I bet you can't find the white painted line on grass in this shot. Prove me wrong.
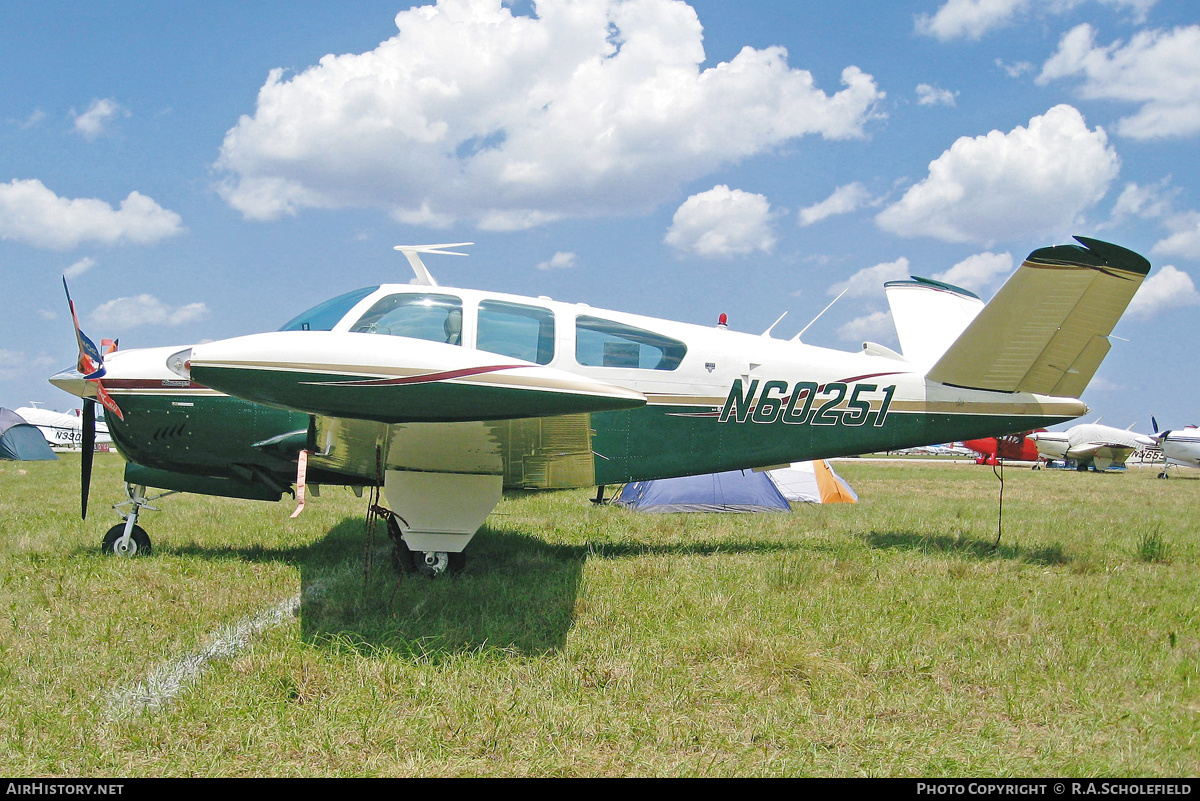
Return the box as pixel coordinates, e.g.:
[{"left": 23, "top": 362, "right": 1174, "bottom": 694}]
[
  {"left": 105, "top": 569, "right": 347, "bottom": 718},
  {"left": 107, "top": 593, "right": 301, "bottom": 717}
]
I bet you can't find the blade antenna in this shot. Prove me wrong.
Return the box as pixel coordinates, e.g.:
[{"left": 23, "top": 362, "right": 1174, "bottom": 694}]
[
  {"left": 393, "top": 242, "right": 473, "bottom": 286},
  {"left": 761, "top": 311, "right": 788, "bottom": 338},
  {"left": 793, "top": 288, "right": 847, "bottom": 342}
]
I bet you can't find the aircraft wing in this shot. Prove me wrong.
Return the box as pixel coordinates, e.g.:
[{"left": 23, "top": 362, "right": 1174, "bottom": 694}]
[
  {"left": 187, "top": 331, "right": 646, "bottom": 424},
  {"left": 926, "top": 237, "right": 1150, "bottom": 396},
  {"left": 307, "top": 412, "right": 602, "bottom": 489},
  {"left": 187, "top": 330, "right": 647, "bottom": 490},
  {"left": 1068, "top": 442, "right": 1136, "bottom": 470}
]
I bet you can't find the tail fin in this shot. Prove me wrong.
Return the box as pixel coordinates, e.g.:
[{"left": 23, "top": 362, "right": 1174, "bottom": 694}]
[
  {"left": 925, "top": 237, "right": 1150, "bottom": 397},
  {"left": 884, "top": 277, "right": 984, "bottom": 370}
]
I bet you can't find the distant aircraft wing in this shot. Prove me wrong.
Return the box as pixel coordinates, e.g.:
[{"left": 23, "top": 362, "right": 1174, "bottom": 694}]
[
  {"left": 926, "top": 237, "right": 1150, "bottom": 396},
  {"left": 1070, "top": 442, "right": 1135, "bottom": 467}
]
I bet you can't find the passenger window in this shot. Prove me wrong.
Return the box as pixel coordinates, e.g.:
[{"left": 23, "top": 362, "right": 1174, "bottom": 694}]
[
  {"left": 575, "top": 316, "right": 687, "bottom": 370},
  {"left": 477, "top": 300, "right": 555, "bottom": 365},
  {"left": 350, "top": 293, "right": 464, "bottom": 344}
]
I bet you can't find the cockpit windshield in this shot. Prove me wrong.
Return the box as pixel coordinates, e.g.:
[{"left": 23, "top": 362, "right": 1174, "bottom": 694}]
[
  {"left": 350, "top": 293, "right": 464, "bottom": 345},
  {"left": 279, "top": 286, "right": 379, "bottom": 331}
]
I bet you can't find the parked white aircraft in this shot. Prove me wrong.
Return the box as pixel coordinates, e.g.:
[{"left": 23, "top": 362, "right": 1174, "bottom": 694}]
[
  {"left": 14, "top": 405, "right": 111, "bottom": 451},
  {"left": 1150, "top": 417, "right": 1200, "bottom": 478},
  {"left": 50, "top": 236, "right": 1151, "bottom": 567},
  {"left": 1028, "top": 423, "right": 1155, "bottom": 471}
]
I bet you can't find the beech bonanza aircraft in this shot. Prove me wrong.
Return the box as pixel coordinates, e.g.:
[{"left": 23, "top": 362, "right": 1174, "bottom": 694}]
[
  {"left": 51, "top": 237, "right": 1149, "bottom": 575},
  {"left": 1027, "top": 421, "right": 1156, "bottom": 471}
]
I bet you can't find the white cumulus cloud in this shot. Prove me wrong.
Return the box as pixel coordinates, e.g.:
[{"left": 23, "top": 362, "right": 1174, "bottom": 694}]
[
  {"left": 215, "top": 0, "right": 884, "bottom": 229},
  {"left": 89, "top": 295, "right": 209, "bottom": 331},
  {"left": 798, "top": 182, "right": 875, "bottom": 227},
  {"left": 72, "top": 98, "right": 128, "bottom": 139},
  {"left": 1126, "top": 264, "right": 1200, "bottom": 317},
  {"left": 664, "top": 185, "right": 776, "bottom": 257},
  {"left": 0, "top": 179, "right": 184, "bottom": 250},
  {"left": 828, "top": 257, "right": 911, "bottom": 299},
  {"left": 932, "top": 251, "right": 1013, "bottom": 294},
  {"left": 1038, "top": 23, "right": 1200, "bottom": 140},
  {"left": 917, "top": 0, "right": 1157, "bottom": 41},
  {"left": 875, "top": 105, "right": 1119, "bottom": 245},
  {"left": 536, "top": 251, "right": 578, "bottom": 271},
  {"left": 916, "top": 83, "right": 957, "bottom": 106},
  {"left": 1110, "top": 179, "right": 1176, "bottom": 221},
  {"left": 1152, "top": 211, "right": 1200, "bottom": 260},
  {"left": 64, "top": 257, "right": 96, "bottom": 278},
  {"left": 837, "top": 310, "right": 894, "bottom": 343}
]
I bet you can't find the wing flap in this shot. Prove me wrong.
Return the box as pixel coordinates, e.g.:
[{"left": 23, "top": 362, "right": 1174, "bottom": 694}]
[
  {"left": 926, "top": 237, "right": 1149, "bottom": 396},
  {"left": 309, "top": 412, "right": 600, "bottom": 489}
]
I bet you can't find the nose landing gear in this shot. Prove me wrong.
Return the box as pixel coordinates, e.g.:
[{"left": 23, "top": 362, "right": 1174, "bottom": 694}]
[{"left": 100, "top": 484, "right": 176, "bottom": 557}]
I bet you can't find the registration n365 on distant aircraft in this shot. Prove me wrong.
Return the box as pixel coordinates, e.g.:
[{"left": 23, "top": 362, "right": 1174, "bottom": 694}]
[{"left": 52, "top": 237, "right": 1149, "bottom": 575}]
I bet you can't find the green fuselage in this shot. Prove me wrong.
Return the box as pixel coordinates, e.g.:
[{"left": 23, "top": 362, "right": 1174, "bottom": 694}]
[{"left": 104, "top": 388, "right": 1070, "bottom": 499}]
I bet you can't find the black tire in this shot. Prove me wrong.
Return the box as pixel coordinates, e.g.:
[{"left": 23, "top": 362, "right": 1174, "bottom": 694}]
[
  {"left": 411, "top": 550, "right": 466, "bottom": 578},
  {"left": 101, "top": 523, "right": 151, "bottom": 556}
]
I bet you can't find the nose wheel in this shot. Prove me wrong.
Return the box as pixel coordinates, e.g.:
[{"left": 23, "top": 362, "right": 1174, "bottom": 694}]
[
  {"left": 99, "top": 483, "right": 175, "bottom": 557},
  {"left": 102, "top": 523, "right": 151, "bottom": 556}
]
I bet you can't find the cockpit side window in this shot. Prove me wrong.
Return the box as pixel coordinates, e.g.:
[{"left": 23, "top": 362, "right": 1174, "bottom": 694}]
[
  {"left": 575, "top": 316, "right": 687, "bottom": 370},
  {"left": 350, "top": 293, "right": 464, "bottom": 345},
  {"left": 278, "top": 286, "right": 379, "bottom": 331},
  {"left": 477, "top": 300, "right": 555, "bottom": 365}
]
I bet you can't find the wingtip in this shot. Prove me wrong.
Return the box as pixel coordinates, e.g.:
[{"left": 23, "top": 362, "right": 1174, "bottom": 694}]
[{"left": 1073, "top": 236, "right": 1152, "bottom": 277}]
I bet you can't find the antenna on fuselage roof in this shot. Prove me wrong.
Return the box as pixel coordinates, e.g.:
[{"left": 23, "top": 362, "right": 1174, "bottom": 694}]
[
  {"left": 393, "top": 242, "right": 473, "bottom": 287},
  {"left": 792, "top": 287, "right": 848, "bottom": 343}
]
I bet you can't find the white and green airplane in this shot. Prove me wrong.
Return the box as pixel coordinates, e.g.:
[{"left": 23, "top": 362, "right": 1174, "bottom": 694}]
[{"left": 51, "top": 237, "right": 1149, "bottom": 575}]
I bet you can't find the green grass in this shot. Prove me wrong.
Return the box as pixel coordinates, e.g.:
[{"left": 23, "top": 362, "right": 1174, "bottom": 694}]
[{"left": 0, "top": 454, "right": 1196, "bottom": 776}]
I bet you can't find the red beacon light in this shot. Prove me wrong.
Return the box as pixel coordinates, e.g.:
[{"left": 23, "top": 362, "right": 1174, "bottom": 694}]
[{"left": 717, "top": 313, "right": 728, "bottom": 329}]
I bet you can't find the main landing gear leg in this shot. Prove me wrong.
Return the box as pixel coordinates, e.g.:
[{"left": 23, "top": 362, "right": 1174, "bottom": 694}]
[
  {"left": 101, "top": 484, "right": 175, "bottom": 556},
  {"left": 373, "top": 505, "right": 465, "bottom": 578}
]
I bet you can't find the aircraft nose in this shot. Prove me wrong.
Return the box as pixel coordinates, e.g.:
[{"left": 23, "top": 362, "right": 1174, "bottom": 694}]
[{"left": 48, "top": 368, "right": 92, "bottom": 400}]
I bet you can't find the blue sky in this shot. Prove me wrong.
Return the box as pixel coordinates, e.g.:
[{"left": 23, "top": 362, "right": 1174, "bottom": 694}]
[{"left": 3, "top": 0, "right": 1199, "bottom": 435}]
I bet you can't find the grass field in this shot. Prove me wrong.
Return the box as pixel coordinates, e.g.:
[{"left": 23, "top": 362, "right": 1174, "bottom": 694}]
[{"left": 0, "top": 453, "right": 1196, "bottom": 777}]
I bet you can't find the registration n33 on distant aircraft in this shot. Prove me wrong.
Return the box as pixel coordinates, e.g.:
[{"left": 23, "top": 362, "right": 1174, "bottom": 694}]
[{"left": 51, "top": 238, "right": 1150, "bottom": 575}]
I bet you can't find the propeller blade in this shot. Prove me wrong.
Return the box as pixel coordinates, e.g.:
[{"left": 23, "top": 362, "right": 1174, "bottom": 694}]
[
  {"left": 63, "top": 277, "right": 105, "bottom": 379},
  {"left": 1152, "top": 415, "right": 1159, "bottom": 434},
  {"left": 81, "top": 398, "right": 95, "bottom": 520}
]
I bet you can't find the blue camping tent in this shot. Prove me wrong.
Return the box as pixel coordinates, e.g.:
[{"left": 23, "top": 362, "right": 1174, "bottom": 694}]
[
  {"left": 0, "top": 408, "right": 57, "bottom": 461},
  {"left": 614, "top": 469, "right": 790, "bottom": 513}
]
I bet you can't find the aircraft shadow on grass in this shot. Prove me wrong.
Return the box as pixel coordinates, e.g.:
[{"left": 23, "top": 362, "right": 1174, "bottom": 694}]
[
  {"left": 864, "top": 531, "right": 1071, "bottom": 565},
  {"left": 141, "top": 514, "right": 821, "bottom": 659}
]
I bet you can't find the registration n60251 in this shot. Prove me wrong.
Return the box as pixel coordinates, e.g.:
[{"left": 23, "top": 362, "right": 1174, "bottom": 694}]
[{"left": 718, "top": 379, "right": 896, "bottom": 427}]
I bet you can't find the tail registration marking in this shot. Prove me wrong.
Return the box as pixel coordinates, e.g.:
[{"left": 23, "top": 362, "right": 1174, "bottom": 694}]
[{"left": 718, "top": 379, "right": 897, "bottom": 427}]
